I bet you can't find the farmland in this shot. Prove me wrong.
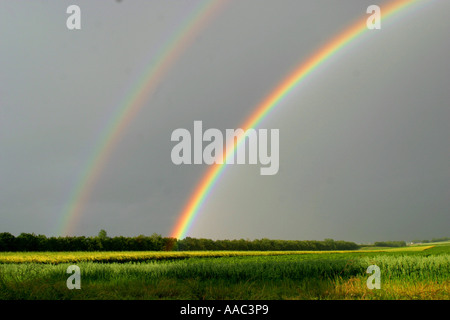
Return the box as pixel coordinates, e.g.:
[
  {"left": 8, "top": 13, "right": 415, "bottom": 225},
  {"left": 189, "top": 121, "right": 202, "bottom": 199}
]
[{"left": 0, "top": 244, "right": 448, "bottom": 300}]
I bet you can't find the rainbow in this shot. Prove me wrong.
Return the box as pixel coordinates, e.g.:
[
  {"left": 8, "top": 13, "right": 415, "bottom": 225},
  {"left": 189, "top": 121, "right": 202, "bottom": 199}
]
[
  {"left": 57, "top": 0, "right": 226, "bottom": 236},
  {"left": 170, "top": 0, "right": 425, "bottom": 239}
]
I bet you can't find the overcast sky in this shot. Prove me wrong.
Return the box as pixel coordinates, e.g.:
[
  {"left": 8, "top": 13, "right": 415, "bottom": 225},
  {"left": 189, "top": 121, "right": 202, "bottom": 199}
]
[{"left": 1, "top": 0, "right": 449, "bottom": 243}]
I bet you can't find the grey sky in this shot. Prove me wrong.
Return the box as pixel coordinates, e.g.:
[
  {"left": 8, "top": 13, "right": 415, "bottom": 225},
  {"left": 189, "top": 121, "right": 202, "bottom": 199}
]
[{"left": 1, "top": 0, "right": 449, "bottom": 243}]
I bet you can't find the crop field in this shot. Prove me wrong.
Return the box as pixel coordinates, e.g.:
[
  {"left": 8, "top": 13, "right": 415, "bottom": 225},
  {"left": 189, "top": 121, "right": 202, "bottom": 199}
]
[
  {"left": 0, "top": 246, "right": 430, "bottom": 264},
  {"left": 0, "top": 244, "right": 448, "bottom": 300}
]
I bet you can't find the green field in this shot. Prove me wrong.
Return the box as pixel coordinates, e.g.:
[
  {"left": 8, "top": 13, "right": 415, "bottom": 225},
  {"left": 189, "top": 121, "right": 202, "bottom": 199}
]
[{"left": 0, "top": 244, "right": 449, "bottom": 300}]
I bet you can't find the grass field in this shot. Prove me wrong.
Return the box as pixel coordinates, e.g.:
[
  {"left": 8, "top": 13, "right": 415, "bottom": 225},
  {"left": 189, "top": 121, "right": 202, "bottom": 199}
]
[
  {"left": 0, "top": 245, "right": 431, "bottom": 264},
  {"left": 0, "top": 244, "right": 448, "bottom": 300}
]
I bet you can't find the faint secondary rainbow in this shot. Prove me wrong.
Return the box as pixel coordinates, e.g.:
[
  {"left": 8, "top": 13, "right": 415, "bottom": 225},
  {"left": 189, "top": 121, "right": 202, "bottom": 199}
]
[
  {"left": 57, "top": 0, "right": 226, "bottom": 236},
  {"left": 170, "top": 0, "right": 424, "bottom": 239}
]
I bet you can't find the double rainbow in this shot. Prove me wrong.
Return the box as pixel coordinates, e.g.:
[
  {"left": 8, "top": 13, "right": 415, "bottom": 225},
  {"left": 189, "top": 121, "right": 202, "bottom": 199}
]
[{"left": 57, "top": 0, "right": 427, "bottom": 238}]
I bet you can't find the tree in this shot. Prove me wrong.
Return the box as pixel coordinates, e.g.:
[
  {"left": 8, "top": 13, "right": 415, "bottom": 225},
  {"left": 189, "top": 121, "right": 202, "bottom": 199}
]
[
  {"left": 0, "top": 232, "right": 16, "bottom": 251},
  {"left": 98, "top": 229, "right": 108, "bottom": 240}
]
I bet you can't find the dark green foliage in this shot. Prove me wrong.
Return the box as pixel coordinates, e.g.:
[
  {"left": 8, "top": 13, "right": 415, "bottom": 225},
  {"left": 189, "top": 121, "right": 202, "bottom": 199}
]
[
  {"left": 0, "top": 232, "right": 361, "bottom": 252},
  {"left": 97, "top": 229, "right": 108, "bottom": 240},
  {"left": 431, "top": 237, "right": 450, "bottom": 242},
  {"left": 0, "top": 232, "right": 176, "bottom": 252},
  {"left": 411, "top": 237, "right": 450, "bottom": 244},
  {"left": 373, "top": 241, "right": 406, "bottom": 247},
  {"left": 175, "top": 237, "right": 359, "bottom": 251},
  {"left": 0, "top": 233, "right": 16, "bottom": 251}
]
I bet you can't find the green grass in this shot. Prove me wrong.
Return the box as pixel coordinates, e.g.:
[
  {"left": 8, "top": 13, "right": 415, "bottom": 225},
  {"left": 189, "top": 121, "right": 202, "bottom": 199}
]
[
  {"left": 0, "top": 245, "right": 448, "bottom": 300},
  {"left": 0, "top": 245, "right": 431, "bottom": 263}
]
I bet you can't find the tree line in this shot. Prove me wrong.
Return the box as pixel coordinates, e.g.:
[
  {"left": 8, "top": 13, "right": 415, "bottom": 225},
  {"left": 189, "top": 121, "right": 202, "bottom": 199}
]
[
  {"left": 373, "top": 241, "right": 407, "bottom": 247},
  {"left": 0, "top": 231, "right": 360, "bottom": 252},
  {"left": 177, "top": 237, "right": 360, "bottom": 251},
  {"left": 0, "top": 232, "right": 175, "bottom": 252},
  {"left": 410, "top": 237, "right": 450, "bottom": 244}
]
